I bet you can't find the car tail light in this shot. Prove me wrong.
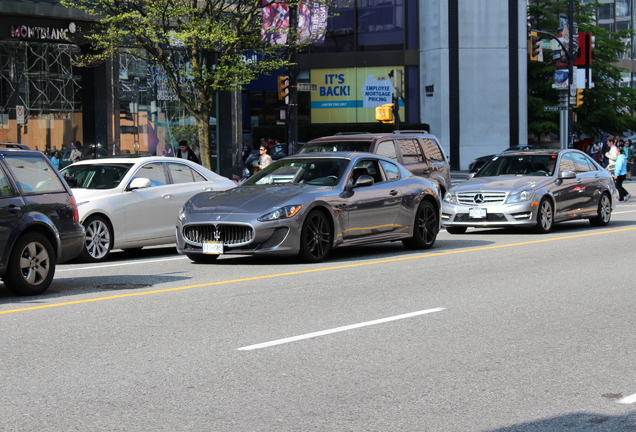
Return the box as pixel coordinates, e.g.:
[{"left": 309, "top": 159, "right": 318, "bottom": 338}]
[{"left": 70, "top": 195, "right": 80, "bottom": 222}]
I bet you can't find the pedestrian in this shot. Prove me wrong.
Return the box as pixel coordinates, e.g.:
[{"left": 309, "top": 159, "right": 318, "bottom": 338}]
[
  {"left": 614, "top": 146, "right": 630, "bottom": 202},
  {"left": 605, "top": 136, "right": 618, "bottom": 173},
  {"left": 50, "top": 150, "right": 61, "bottom": 170},
  {"left": 70, "top": 144, "right": 82, "bottom": 163},
  {"left": 602, "top": 136, "right": 613, "bottom": 167},
  {"left": 624, "top": 139, "right": 633, "bottom": 180},
  {"left": 587, "top": 140, "right": 602, "bottom": 165},
  {"left": 255, "top": 145, "right": 272, "bottom": 171},
  {"left": 176, "top": 140, "right": 201, "bottom": 164},
  {"left": 241, "top": 141, "right": 251, "bottom": 162}
]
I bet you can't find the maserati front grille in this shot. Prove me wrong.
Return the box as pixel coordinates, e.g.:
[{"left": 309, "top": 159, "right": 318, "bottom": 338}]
[{"left": 183, "top": 224, "right": 254, "bottom": 246}]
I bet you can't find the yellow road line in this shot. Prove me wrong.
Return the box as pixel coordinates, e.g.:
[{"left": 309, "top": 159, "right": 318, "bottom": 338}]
[{"left": 2, "top": 226, "right": 635, "bottom": 315}]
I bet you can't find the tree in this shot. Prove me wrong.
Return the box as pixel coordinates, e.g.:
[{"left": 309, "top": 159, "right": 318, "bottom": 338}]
[
  {"left": 528, "top": 0, "right": 636, "bottom": 142},
  {"left": 61, "top": 0, "right": 319, "bottom": 170}
]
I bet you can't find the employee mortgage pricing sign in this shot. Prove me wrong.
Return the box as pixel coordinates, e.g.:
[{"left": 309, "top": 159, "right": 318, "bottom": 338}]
[{"left": 310, "top": 66, "right": 405, "bottom": 123}]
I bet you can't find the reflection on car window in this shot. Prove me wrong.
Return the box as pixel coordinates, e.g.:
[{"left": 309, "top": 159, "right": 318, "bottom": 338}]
[
  {"left": 244, "top": 158, "right": 347, "bottom": 186},
  {"left": 558, "top": 153, "right": 576, "bottom": 173},
  {"left": 476, "top": 155, "right": 556, "bottom": 177},
  {"left": 376, "top": 141, "right": 398, "bottom": 160},
  {"left": 299, "top": 141, "right": 371, "bottom": 153},
  {"left": 380, "top": 160, "right": 401, "bottom": 181},
  {"left": 61, "top": 164, "right": 132, "bottom": 189},
  {"left": 168, "top": 162, "right": 206, "bottom": 184},
  {"left": 5, "top": 155, "right": 66, "bottom": 194},
  {"left": 0, "top": 166, "right": 13, "bottom": 197},
  {"left": 570, "top": 152, "right": 594, "bottom": 173},
  {"left": 398, "top": 139, "right": 423, "bottom": 165},
  {"left": 134, "top": 162, "right": 168, "bottom": 187},
  {"left": 422, "top": 138, "right": 445, "bottom": 162}
]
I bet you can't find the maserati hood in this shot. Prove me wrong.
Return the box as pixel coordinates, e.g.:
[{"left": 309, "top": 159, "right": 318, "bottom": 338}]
[{"left": 187, "top": 184, "right": 325, "bottom": 216}]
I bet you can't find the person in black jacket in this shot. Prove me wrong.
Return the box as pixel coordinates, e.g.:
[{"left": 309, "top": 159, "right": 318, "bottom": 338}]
[{"left": 176, "top": 140, "right": 201, "bottom": 164}]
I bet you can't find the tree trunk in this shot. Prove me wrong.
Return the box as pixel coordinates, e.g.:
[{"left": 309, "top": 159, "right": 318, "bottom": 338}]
[{"left": 196, "top": 116, "right": 213, "bottom": 171}]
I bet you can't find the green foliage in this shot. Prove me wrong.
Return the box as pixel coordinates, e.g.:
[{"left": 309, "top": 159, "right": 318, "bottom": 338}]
[
  {"left": 528, "top": 0, "right": 636, "bottom": 140},
  {"left": 61, "top": 0, "right": 329, "bottom": 169}
]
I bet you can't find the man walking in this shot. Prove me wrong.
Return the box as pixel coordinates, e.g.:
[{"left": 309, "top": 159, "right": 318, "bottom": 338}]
[{"left": 176, "top": 140, "right": 201, "bottom": 164}]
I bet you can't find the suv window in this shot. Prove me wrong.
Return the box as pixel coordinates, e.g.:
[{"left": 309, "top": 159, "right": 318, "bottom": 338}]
[
  {"left": 422, "top": 138, "right": 445, "bottom": 162},
  {"left": 398, "top": 139, "right": 424, "bottom": 165},
  {"left": 4, "top": 155, "right": 66, "bottom": 195},
  {"left": 302, "top": 141, "right": 372, "bottom": 153},
  {"left": 376, "top": 140, "right": 398, "bottom": 160}
]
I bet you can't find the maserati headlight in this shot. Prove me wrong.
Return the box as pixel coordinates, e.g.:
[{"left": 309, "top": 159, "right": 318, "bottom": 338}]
[
  {"left": 258, "top": 205, "right": 302, "bottom": 221},
  {"left": 507, "top": 190, "right": 535, "bottom": 204},
  {"left": 178, "top": 205, "right": 187, "bottom": 221},
  {"left": 443, "top": 192, "right": 457, "bottom": 204}
]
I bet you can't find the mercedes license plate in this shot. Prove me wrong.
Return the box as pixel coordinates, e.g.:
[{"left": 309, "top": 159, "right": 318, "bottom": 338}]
[
  {"left": 469, "top": 208, "right": 487, "bottom": 219},
  {"left": 203, "top": 241, "right": 223, "bottom": 254}
]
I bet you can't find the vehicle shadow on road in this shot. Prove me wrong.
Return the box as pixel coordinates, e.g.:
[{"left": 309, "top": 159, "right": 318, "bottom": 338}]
[
  {"left": 485, "top": 410, "right": 636, "bottom": 432},
  {"left": 0, "top": 271, "right": 195, "bottom": 302}
]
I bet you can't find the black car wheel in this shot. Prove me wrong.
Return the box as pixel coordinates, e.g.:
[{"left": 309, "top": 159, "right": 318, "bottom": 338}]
[
  {"left": 589, "top": 193, "right": 612, "bottom": 226},
  {"left": 3, "top": 232, "right": 56, "bottom": 296},
  {"left": 446, "top": 226, "right": 467, "bottom": 234},
  {"left": 186, "top": 253, "right": 219, "bottom": 263},
  {"left": 403, "top": 200, "right": 439, "bottom": 249},
  {"left": 534, "top": 198, "right": 554, "bottom": 233},
  {"left": 298, "top": 210, "right": 332, "bottom": 263},
  {"left": 79, "top": 215, "right": 113, "bottom": 262}
]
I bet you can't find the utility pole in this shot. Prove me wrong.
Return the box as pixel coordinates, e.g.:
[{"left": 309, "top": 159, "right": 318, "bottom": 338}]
[
  {"left": 286, "top": 4, "right": 299, "bottom": 155},
  {"left": 567, "top": 0, "right": 575, "bottom": 148}
]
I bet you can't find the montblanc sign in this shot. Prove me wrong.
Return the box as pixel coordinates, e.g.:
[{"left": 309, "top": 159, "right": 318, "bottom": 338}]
[{"left": 11, "top": 22, "right": 76, "bottom": 41}]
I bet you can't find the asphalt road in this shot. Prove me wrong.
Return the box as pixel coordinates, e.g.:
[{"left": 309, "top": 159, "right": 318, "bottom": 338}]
[{"left": 1, "top": 183, "right": 636, "bottom": 431}]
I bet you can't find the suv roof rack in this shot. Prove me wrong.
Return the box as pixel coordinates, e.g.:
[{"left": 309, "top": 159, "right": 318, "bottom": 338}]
[
  {"left": 393, "top": 130, "right": 429, "bottom": 135},
  {"left": 334, "top": 132, "right": 373, "bottom": 135},
  {"left": 0, "top": 143, "right": 30, "bottom": 150}
]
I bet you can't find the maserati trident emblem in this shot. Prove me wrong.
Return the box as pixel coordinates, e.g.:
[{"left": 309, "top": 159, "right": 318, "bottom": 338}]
[
  {"left": 473, "top": 193, "right": 485, "bottom": 204},
  {"left": 215, "top": 215, "right": 221, "bottom": 220},
  {"left": 214, "top": 227, "right": 221, "bottom": 241}
]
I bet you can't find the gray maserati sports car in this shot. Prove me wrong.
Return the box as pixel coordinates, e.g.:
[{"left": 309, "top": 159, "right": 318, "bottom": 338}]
[
  {"left": 176, "top": 152, "right": 441, "bottom": 263},
  {"left": 442, "top": 148, "right": 618, "bottom": 234}
]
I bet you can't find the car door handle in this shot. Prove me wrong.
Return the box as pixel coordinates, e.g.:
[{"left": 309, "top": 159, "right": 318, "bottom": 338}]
[
  {"left": 162, "top": 194, "right": 172, "bottom": 199},
  {"left": 389, "top": 190, "right": 398, "bottom": 196},
  {"left": 7, "top": 205, "right": 20, "bottom": 213}
]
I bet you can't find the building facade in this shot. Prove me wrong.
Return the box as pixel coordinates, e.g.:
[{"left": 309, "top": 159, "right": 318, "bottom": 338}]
[{"left": 6, "top": 0, "right": 633, "bottom": 170}]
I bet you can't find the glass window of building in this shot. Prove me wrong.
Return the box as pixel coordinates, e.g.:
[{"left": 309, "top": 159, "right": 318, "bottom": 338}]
[
  {"left": 357, "top": 0, "right": 405, "bottom": 50},
  {"left": 0, "top": 41, "right": 82, "bottom": 151},
  {"left": 598, "top": 3, "right": 615, "bottom": 20}
]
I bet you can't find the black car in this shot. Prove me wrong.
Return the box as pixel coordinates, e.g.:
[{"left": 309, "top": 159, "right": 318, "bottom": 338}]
[
  {"left": 298, "top": 131, "right": 452, "bottom": 195},
  {"left": 0, "top": 144, "right": 85, "bottom": 295},
  {"left": 468, "top": 145, "right": 543, "bottom": 173}
]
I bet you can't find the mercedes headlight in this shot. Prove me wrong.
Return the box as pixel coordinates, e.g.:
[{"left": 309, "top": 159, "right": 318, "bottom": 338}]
[
  {"left": 507, "top": 190, "right": 535, "bottom": 204},
  {"left": 443, "top": 192, "right": 457, "bottom": 204},
  {"left": 258, "top": 205, "right": 302, "bottom": 222}
]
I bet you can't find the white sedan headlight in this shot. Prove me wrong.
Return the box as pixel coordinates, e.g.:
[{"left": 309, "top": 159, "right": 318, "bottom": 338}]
[
  {"left": 507, "top": 190, "right": 535, "bottom": 204},
  {"left": 258, "top": 205, "right": 302, "bottom": 222},
  {"left": 443, "top": 192, "right": 457, "bottom": 204}
]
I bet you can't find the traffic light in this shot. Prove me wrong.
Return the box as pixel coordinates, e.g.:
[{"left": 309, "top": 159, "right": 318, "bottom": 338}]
[
  {"left": 574, "top": 88, "right": 585, "bottom": 108},
  {"left": 529, "top": 31, "right": 542, "bottom": 62},
  {"left": 375, "top": 103, "right": 394, "bottom": 123},
  {"left": 277, "top": 76, "right": 289, "bottom": 102}
]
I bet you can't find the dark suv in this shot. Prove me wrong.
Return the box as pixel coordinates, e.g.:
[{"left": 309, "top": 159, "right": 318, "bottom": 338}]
[
  {"left": 298, "top": 131, "right": 452, "bottom": 194},
  {"left": 0, "top": 144, "right": 85, "bottom": 295}
]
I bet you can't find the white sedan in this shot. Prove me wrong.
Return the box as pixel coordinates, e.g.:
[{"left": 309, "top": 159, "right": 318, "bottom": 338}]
[{"left": 61, "top": 156, "right": 236, "bottom": 262}]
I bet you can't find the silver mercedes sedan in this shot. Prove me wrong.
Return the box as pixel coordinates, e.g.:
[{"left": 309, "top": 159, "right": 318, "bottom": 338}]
[
  {"left": 442, "top": 149, "right": 618, "bottom": 234},
  {"left": 176, "top": 152, "right": 441, "bottom": 263}
]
